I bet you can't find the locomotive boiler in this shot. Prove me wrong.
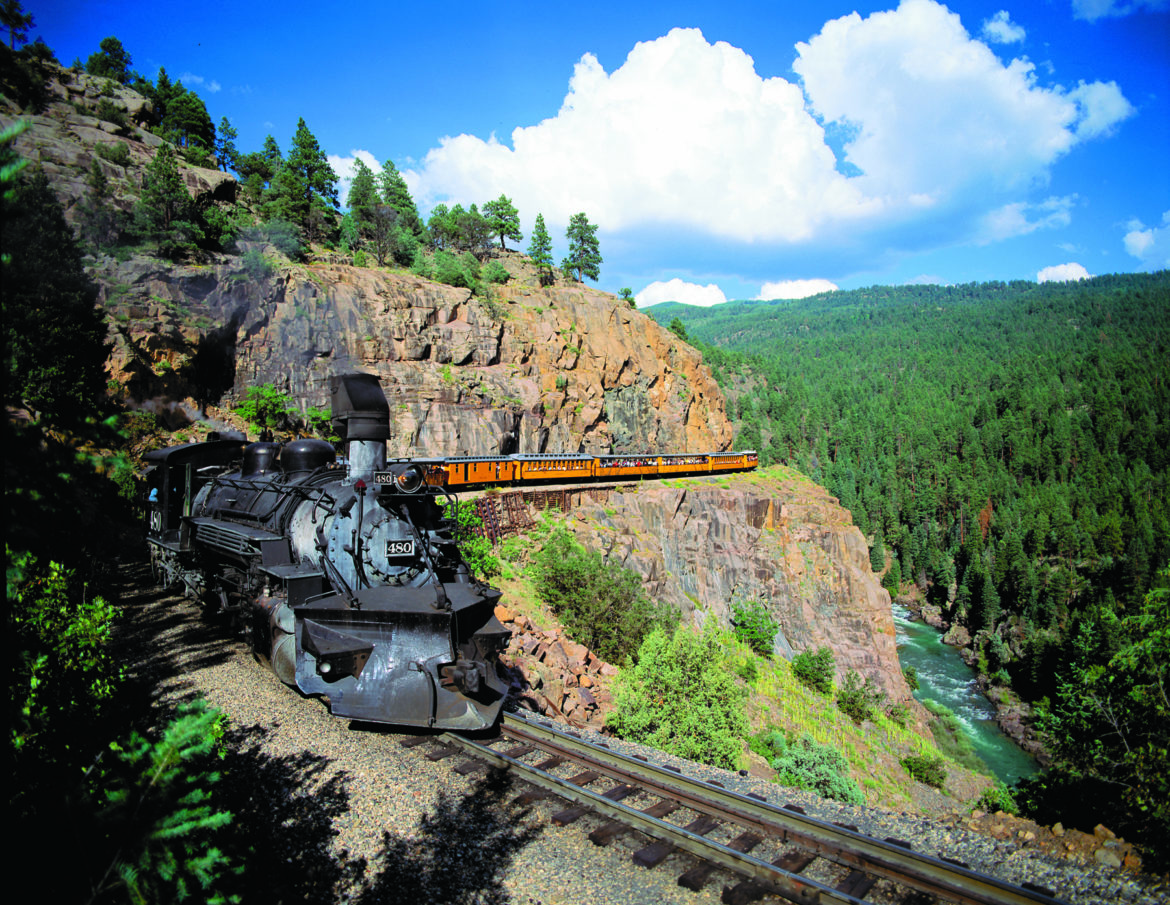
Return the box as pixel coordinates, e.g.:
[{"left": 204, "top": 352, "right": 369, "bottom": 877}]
[{"left": 144, "top": 373, "right": 510, "bottom": 731}]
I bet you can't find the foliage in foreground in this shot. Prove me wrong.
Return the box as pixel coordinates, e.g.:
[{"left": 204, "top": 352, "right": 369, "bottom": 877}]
[
  {"left": 440, "top": 500, "right": 501, "bottom": 581},
  {"left": 607, "top": 626, "right": 748, "bottom": 770},
  {"left": 836, "top": 668, "right": 886, "bottom": 723},
  {"left": 531, "top": 526, "right": 676, "bottom": 665},
  {"left": 1015, "top": 576, "right": 1170, "bottom": 867},
  {"left": 751, "top": 729, "right": 865, "bottom": 805}
]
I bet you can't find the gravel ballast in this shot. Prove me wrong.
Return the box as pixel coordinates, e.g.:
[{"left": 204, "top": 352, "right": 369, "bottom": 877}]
[{"left": 115, "top": 560, "right": 1167, "bottom": 905}]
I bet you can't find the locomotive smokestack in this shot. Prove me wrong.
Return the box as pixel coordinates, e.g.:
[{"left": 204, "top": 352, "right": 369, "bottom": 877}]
[{"left": 329, "top": 373, "right": 390, "bottom": 481}]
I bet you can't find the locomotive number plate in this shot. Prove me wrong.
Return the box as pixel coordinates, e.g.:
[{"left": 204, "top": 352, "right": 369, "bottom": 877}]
[{"left": 386, "top": 539, "right": 415, "bottom": 558}]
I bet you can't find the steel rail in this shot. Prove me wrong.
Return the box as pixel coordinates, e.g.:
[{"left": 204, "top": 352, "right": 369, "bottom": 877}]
[
  {"left": 439, "top": 725, "right": 845, "bottom": 905},
  {"left": 450, "top": 712, "right": 1069, "bottom": 905}
]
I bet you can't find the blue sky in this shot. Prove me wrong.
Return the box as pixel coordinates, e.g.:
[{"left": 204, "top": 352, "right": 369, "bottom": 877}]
[{"left": 25, "top": 0, "right": 1170, "bottom": 305}]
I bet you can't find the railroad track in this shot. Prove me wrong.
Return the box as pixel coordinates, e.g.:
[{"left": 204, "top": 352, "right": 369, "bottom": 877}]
[{"left": 402, "top": 711, "right": 1070, "bottom": 905}]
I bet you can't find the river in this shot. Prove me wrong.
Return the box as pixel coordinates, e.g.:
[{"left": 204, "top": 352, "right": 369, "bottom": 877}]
[{"left": 893, "top": 603, "right": 1037, "bottom": 785}]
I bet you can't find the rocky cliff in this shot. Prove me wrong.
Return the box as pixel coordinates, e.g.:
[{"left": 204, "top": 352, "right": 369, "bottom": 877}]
[
  {"left": 95, "top": 249, "right": 733, "bottom": 455},
  {"left": 560, "top": 468, "right": 915, "bottom": 706}
]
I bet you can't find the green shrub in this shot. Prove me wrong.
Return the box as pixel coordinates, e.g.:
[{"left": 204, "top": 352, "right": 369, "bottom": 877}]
[
  {"left": 836, "top": 669, "right": 885, "bottom": 724},
  {"left": 901, "top": 753, "right": 947, "bottom": 788},
  {"left": 352, "top": 249, "right": 368, "bottom": 268},
  {"left": 791, "top": 645, "right": 835, "bottom": 694},
  {"left": 439, "top": 500, "right": 500, "bottom": 581},
  {"left": 95, "top": 141, "right": 131, "bottom": 167},
  {"left": 976, "top": 782, "right": 1019, "bottom": 815},
  {"left": 94, "top": 98, "right": 128, "bottom": 130},
  {"left": 532, "top": 526, "right": 676, "bottom": 665},
  {"left": 482, "top": 260, "right": 510, "bottom": 284},
  {"left": 770, "top": 734, "right": 866, "bottom": 805},
  {"left": 885, "top": 701, "right": 911, "bottom": 727},
  {"left": 902, "top": 664, "right": 919, "bottom": 691},
  {"left": 241, "top": 248, "right": 274, "bottom": 281},
  {"left": 731, "top": 597, "right": 778, "bottom": 656},
  {"left": 607, "top": 626, "right": 747, "bottom": 770},
  {"left": 234, "top": 383, "right": 294, "bottom": 431}
]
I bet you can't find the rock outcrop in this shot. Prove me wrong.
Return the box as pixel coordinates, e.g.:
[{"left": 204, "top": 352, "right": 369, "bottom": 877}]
[
  {"left": 557, "top": 469, "right": 916, "bottom": 706},
  {"left": 94, "top": 250, "right": 733, "bottom": 455}
]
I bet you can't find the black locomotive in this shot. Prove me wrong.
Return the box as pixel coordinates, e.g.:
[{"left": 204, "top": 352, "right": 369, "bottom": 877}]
[{"left": 144, "top": 373, "right": 509, "bottom": 731}]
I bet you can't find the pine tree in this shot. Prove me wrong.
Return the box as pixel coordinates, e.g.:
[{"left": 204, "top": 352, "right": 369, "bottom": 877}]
[
  {"left": 483, "top": 194, "right": 522, "bottom": 251},
  {"left": 135, "top": 144, "right": 199, "bottom": 258},
  {"left": 267, "top": 118, "right": 337, "bottom": 240},
  {"left": 528, "top": 213, "right": 553, "bottom": 286},
  {"left": 562, "top": 211, "right": 601, "bottom": 282},
  {"left": 1, "top": 0, "right": 34, "bottom": 50},
  {"left": 85, "top": 36, "right": 132, "bottom": 84},
  {"left": 346, "top": 158, "right": 377, "bottom": 233},
  {"left": 76, "top": 157, "right": 119, "bottom": 249},
  {"left": 377, "top": 159, "right": 423, "bottom": 238},
  {"left": 215, "top": 116, "right": 238, "bottom": 172}
]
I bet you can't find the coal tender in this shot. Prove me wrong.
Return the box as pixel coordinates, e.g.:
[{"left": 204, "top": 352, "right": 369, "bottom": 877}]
[{"left": 144, "top": 373, "right": 509, "bottom": 730}]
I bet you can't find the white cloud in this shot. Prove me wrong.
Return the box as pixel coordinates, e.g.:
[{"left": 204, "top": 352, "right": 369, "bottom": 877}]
[
  {"left": 757, "top": 279, "right": 839, "bottom": 299},
  {"left": 178, "top": 72, "right": 221, "bottom": 93},
  {"left": 406, "top": 2, "right": 1132, "bottom": 256},
  {"left": 982, "top": 11, "right": 1026, "bottom": 43},
  {"left": 1037, "top": 262, "right": 1091, "bottom": 282},
  {"left": 978, "top": 195, "right": 1075, "bottom": 242},
  {"left": 1072, "top": 0, "right": 1168, "bottom": 22},
  {"left": 1123, "top": 210, "right": 1170, "bottom": 270},
  {"left": 636, "top": 279, "right": 727, "bottom": 308}
]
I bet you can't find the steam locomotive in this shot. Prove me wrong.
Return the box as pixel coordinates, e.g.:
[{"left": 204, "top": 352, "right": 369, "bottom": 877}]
[
  {"left": 144, "top": 373, "right": 510, "bottom": 731},
  {"left": 144, "top": 372, "right": 758, "bottom": 731}
]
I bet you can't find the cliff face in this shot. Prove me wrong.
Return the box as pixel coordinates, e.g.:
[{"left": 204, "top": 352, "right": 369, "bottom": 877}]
[
  {"left": 561, "top": 469, "right": 914, "bottom": 705},
  {"left": 97, "top": 250, "right": 734, "bottom": 456}
]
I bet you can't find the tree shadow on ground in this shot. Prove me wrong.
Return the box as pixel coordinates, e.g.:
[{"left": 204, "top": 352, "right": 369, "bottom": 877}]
[
  {"left": 218, "top": 725, "right": 542, "bottom": 905},
  {"left": 354, "top": 766, "right": 543, "bottom": 905}
]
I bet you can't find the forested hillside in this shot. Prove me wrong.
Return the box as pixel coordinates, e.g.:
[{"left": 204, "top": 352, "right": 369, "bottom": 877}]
[{"left": 652, "top": 273, "right": 1169, "bottom": 854}]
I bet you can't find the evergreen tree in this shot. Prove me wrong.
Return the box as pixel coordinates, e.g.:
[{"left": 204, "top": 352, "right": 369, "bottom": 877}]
[
  {"left": 377, "top": 159, "right": 423, "bottom": 238},
  {"left": 134, "top": 144, "right": 199, "bottom": 258},
  {"left": 76, "top": 157, "right": 119, "bottom": 249},
  {"left": 215, "top": 116, "right": 238, "bottom": 172},
  {"left": 85, "top": 36, "right": 132, "bottom": 84},
  {"left": 1, "top": 0, "right": 33, "bottom": 50},
  {"left": 562, "top": 211, "right": 601, "bottom": 282},
  {"left": 527, "top": 213, "right": 553, "bottom": 285},
  {"left": 1, "top": 171, "right": 108, "bottom": 421},
  {"left": 266, "top": 118, "right": 337, "bottom": 240},
  {"left": 346, "top": 158, "right": 377, "bottom": 232},
  {"left": 483, "top": 194, "right": 522, "bottom": 251},
  {"left": 163, "top": 88, "right": 214, "bottom": 151}
]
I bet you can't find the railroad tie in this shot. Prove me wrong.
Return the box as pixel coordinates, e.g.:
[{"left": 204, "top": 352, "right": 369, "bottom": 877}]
[
  {"left": 632, "top": 815, "right": 720, "bottom": 868},
  {"left": 835, "top": 869, "right": 877, "bottom": 899},
  {"left": 721, "top": 852, "right": 814, "bottom": 905},
  {"left": 454, "top": 760, "right": 488, "bottom": 776},
  {"left": 552, "top": 782, "right": 635, "bottom": 826},
  {"left": 677, "top": 831, "right": 762, "bottom": 890},
  {"left": 589, "top": 798, "right": 680, "bottom": 847},
  {"left": 425, "top": 744, "right": 461, "bottom": 762},
  {"left": 398, "top": 735, "right": 432, "bottom": 748}
]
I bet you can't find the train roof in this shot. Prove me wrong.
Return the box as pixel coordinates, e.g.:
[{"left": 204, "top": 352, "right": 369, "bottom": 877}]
[{"left": 143, "top": 439, "right": 247, "bottom": 465}]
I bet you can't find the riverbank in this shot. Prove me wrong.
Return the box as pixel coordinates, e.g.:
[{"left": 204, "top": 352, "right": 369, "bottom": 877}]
[{"left": 899, "top": 593, "right": 1048, "bottom": 763}]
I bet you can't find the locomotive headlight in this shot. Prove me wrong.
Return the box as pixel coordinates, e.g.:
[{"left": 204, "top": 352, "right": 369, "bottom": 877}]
[
  {"left": 390, "top": 464, "right": 425, "bottom": 493},
  {"left": 372, "top": 463, "right": 426, "bottom": 493}
]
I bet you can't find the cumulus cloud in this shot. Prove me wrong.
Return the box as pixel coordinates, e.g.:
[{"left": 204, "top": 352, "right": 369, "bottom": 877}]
[
  {"left": 406, "top": 1, "right": 1132, "bottom": 258},
  {"left": 1037, "top": 262, "right": 1091, "bottom": 282},
  {"left": 1072, "top": 0, "right": 1168, "bottom": 21},
  {"left": 636, "top": 279, "right": 728, "bottom": 308},
  {"left": 757, "top": 279, "right": 839, "bottom": 299},
  {"left": 1123, "top": 210, "right": 1170, "bottom": 270},
  {"left": 982, "top": 11, "right": 1026, "bottom": 43}
]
